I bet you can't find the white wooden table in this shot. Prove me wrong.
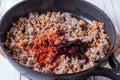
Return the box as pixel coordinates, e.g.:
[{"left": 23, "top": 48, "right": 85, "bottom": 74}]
[{"left": 0, "top": 0, "right": 120, "bottom": 80}]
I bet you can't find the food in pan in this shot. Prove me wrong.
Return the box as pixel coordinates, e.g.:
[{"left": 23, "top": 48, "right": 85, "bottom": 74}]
[{"left": 4, "top": 12, "right": 110, "bottom": 74}]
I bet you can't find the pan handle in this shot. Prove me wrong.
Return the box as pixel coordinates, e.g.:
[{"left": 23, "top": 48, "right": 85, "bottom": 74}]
[
  {"left": 91, "top": 67, "right": 120, "bottom": 80},
  {"left": 90, "top": 52, "right": 120, "bottom": 80},
  {"left": 83, "top": 52, "right": 120, "bottom": 80},
  {"left": 108, "top": 52, "right": 120, "bottom": 73}
]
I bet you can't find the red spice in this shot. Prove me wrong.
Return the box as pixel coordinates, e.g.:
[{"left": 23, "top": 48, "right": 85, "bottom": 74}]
[{"left": 30, "top": 33, "right": 62, "bottom": 66}]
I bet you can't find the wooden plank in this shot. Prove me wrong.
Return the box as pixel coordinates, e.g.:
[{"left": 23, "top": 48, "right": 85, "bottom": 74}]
[
  {"left": 20, "top": 75, "right": 30, "bottom": 80},
  {"left": 0, "top": 55, "right": 20, "bottom": 80},
  {"left": 0, "top": 0, "right": 23, "bottom": 19},
  {"left": 0, "top": 0, "right": 2, "bottom": 6},
  {"left": 111, "top": 0, "right": 120, "bottom": 31}
]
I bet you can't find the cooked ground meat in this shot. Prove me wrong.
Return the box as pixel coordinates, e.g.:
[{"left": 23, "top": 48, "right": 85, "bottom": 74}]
[{"left": 3, "top": 12, "right": 110, "bottom": 74}]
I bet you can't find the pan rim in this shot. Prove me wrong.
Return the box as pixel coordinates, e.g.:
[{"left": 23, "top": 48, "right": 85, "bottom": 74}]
[{"left": 0, "top": 0, "right": 116, "bottom": 77}]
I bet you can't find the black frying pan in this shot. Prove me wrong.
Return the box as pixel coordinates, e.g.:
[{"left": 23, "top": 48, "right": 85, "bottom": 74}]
[{"left": 0, "top": 0, "right": 120, "bottom": 80}]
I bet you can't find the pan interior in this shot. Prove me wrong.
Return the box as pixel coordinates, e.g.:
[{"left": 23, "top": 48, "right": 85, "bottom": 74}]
[{"left": 0, "top": 0, "right": 116, "bottom": 77}]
